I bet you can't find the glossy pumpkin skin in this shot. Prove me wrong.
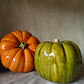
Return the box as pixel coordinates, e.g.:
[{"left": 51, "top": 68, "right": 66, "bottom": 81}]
[
  {"left": 35, "top": 39, "right": 82, "bottom": 83},
  {"left": 0, "top": 30, "right": 40, "bottom": 72}
]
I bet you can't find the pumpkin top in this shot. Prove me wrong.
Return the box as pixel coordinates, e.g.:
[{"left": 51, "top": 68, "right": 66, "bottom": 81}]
[{"left": 53, "top": 39, "right": 60, "bottom": 43}]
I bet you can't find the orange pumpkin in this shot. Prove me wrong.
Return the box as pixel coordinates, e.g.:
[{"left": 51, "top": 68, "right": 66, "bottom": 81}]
[{"left": 0, "top": 30, "right": 40, "bottom": 72}]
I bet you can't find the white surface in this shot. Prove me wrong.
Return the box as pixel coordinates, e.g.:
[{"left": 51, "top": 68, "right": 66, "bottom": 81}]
[{"left": 0, "top": 65, "right": 84, "bottom": 84}]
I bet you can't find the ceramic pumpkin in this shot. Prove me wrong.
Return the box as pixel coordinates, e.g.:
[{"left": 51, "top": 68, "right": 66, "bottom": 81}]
[
  {"left": 35, "top": 39, "right": 82, "bottom": 83},
  {"left": 0, "top": 30, "right": 40, "bottom": 72}
]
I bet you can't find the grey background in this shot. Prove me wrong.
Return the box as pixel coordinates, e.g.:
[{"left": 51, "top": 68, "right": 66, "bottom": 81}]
[{"left": 0, "top": 0, "right": 84, "bottom": 64}]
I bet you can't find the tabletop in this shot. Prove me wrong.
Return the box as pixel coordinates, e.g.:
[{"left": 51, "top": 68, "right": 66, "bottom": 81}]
[{"left": 0, "top": 64, "right": 84, "bottom": 84}]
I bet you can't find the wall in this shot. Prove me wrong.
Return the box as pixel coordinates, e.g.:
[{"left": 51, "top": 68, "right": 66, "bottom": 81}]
[{"left": 0, "top": 0, "right": 84, "bottom": 64}]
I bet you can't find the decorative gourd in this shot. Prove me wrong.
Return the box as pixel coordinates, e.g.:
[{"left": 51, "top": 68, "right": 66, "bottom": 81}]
[
  {"left": 35, "top": 39, "right": 82, "bottom": 83},
  {"left": 0, "top": 30, "right": 40, "bottom": 72}
]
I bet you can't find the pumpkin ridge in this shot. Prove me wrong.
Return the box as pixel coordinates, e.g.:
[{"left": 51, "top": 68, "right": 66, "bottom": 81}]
[
  {"left": 11, "top": 33, "right": 21, "bottom": 42},
  {"left": 1, "top": 40, "right": 20, "bottom": 49},
  {"left": 15, "top": 49, "right": 24, "bottom": 72},
  {"left": 52, "top": 43, "right": 60, "bottom": 82},
  {"left": 1, "top": 48, "right": 20, "bottom": 68},
  {"left": 38, "top": 43, "right": 47, "bottom": 77},
  {"left": 1, "top": 40, "right": 19, "bottom": 44},
  {"left": 8, "top": 48, "right": 21, "bottom": 71},
  {"left": 35, "top": 42, "right": 47, "bottom": 76},
  {"left": 38, "top": 43, "right": 47, "bottom": 76},
  {"left": 22, "top": 30, "right": 32, "bottom": 42},
  {"left": 62, "top": 41, "right": 82, "bottom": 64},
  {"left": 52, "top": 43, "right": 66, "bottom": 83},
  {"left": 26, "top": 36, "right": 40, "bottom": 44},
  {"left": 10, "top": 33, "right": 20, "bottom": 43},
  {"left": 62, "top": 43, "right": 78, "bottom": 82},
  {"left": 62, "top": 42, "right": 82, "bottom": 82},
  {"left": 22, "top": 49, "right": 25, "bottom": 72},
  {"left": 28, "top": 43, "right": 40, "bottom": 52},
  {"left": 51, "top": 43, "right": 58, "bottom": 82},
  {"left": 23, "top": 49, "right": 34, "bottom": 72},
  {"left": 11, "top": 30, "right": 23, "bottom": 42},
  {"left": 26, "top": 49, "right": 34, "bottom": 69},
  {"left": 28, "top": 49, "right": 34, "bottom": 58},
  {"left": 0, "top": 41, "right": 19, "bottom": 55},
  {"left": 1, "top": 33, "right": 20, "bottom": 43},
  {"left": 39, "top": 42, "right": 52, "bottom": 80}
]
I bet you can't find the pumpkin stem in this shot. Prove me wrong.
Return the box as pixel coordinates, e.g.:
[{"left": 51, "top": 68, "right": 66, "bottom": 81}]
[
  {"left": 53, "top": 39, "right": 60, "bottom": 43},
  {"left": 19, "top": 41, "right": 27, "bottom": 49}
]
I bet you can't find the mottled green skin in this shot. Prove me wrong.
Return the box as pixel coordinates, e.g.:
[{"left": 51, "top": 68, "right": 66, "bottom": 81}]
[{"left": 35, "top": 40, "right": 82, "bottom": 83}]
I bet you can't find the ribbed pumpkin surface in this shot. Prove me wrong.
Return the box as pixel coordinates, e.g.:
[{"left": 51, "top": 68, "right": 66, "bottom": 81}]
[
  {"left": 35, "top": 40, "right": 82, "bottom": 83},
  {"left": 0, "top": 30, "right": 40, "bottom": 72}
]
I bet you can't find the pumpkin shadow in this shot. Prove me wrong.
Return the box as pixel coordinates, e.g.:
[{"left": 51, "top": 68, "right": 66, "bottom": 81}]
[
  {"left": 77, "top": 66, "right": 84, "bottom": 79},
  {"left": 73, "top": 65, "right": 84, "bottom": 83},
  {"left": 0, "top": 62, "right": 9, "bottom": 73}
]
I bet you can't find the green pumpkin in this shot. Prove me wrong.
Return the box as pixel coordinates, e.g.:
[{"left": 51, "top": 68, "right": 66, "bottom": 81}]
[{"left": 35, "top": 39, "right": 82, "bottom": 83}]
